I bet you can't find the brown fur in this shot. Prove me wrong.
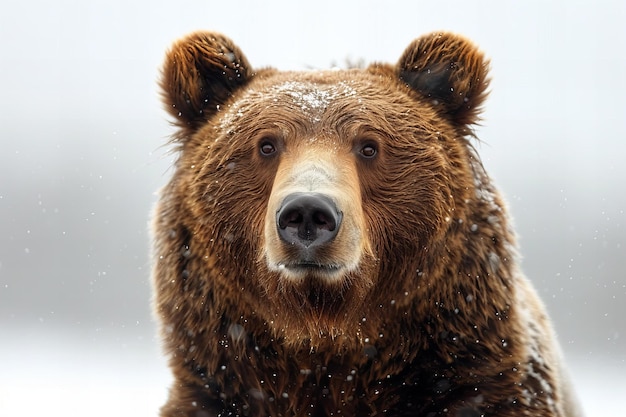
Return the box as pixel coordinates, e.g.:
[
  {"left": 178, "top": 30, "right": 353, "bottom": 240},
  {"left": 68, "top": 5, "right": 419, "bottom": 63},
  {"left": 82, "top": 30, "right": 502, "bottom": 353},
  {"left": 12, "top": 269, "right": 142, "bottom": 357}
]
[{"left": 153, "top": 31, "right": 582, "bottom": 416}]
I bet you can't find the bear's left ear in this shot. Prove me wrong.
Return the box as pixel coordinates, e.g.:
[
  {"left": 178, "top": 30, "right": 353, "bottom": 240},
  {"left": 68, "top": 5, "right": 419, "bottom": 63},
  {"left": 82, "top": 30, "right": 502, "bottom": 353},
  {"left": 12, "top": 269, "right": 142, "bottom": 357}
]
[
  {"left": 160, "top": 31, "right": 253, "bottom": 135},
  {"left": 397, "top": 32, "right": 490, "bottom": 127}
]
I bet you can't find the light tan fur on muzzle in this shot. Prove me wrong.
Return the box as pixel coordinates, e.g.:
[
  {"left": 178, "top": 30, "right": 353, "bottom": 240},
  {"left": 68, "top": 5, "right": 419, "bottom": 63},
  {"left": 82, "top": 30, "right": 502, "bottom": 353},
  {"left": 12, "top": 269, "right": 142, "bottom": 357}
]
[{"left": 263, "top": 143, "right": 371, "bottom": 282}]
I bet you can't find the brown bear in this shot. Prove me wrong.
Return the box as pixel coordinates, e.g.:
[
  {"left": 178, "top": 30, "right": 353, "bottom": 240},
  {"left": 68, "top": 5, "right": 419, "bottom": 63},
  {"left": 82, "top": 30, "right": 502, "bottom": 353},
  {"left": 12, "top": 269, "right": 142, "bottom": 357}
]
[{"left": 152, "top": 31, "right": 583, "bottom": 417}]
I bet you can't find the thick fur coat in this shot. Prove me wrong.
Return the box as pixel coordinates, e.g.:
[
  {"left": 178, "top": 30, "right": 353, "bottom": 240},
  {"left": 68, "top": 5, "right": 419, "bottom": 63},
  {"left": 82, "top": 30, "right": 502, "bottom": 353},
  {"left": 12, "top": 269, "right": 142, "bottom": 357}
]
[{"left": 152, "top": 31, "right": 582, "bottom": 416}]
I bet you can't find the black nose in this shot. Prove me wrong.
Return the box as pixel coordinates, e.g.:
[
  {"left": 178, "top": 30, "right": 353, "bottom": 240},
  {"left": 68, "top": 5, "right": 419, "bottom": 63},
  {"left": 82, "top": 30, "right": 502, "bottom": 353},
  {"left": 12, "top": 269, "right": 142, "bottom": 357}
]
[{"left": 276, "top": 192, "right": 342, "bottom": 248}]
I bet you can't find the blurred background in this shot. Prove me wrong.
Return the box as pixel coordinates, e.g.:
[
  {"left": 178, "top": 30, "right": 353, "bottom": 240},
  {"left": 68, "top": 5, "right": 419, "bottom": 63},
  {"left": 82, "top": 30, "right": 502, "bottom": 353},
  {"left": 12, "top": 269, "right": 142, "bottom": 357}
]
[{"left": 1, "top": 1, "right": 624, "bottom": 416}]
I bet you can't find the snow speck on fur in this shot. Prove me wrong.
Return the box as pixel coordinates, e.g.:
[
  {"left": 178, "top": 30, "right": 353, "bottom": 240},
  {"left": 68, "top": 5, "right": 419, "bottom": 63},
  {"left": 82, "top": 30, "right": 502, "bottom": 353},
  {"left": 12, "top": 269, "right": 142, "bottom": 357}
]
[{"left": 218, "top": 80, "right": 359, "bottom": 131}]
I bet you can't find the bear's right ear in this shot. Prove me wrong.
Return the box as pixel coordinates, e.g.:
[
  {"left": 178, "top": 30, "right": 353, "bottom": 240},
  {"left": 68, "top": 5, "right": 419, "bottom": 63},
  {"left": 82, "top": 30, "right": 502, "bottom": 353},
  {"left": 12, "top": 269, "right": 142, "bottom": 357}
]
[
  {"left": 160, "top": 32, "right": 253, "bottom": 134},
  {"left": 397, "top": 32, "right": 490, "bottom": 127}
]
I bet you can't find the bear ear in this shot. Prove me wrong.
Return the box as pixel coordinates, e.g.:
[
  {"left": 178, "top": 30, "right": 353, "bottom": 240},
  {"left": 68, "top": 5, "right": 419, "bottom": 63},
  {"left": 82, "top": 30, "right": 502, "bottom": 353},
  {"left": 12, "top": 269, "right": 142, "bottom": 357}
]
[
  {"left": 397, "top": 32, "right": 490, "bottom": 127},
  {"left": 160, "top": 31, "right": 253, "bottom": 133}
]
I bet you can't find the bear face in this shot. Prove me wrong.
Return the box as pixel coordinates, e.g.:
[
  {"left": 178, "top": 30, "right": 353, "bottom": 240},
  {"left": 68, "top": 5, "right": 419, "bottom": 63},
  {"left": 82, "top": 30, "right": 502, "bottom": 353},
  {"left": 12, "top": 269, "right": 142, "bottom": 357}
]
[
  {"left": 158, "top": 32, "right": 492, "bottom": 344},
  {"left": 153, "top": 32, "right": 581, "bottom": 417}
]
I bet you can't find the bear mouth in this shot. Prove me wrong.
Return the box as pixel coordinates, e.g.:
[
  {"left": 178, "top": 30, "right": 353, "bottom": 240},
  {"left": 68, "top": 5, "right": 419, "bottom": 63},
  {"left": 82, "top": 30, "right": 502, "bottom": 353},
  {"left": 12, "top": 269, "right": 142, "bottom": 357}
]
[{"left": 278, "top": 262, "right": 344, "bottom": 280}]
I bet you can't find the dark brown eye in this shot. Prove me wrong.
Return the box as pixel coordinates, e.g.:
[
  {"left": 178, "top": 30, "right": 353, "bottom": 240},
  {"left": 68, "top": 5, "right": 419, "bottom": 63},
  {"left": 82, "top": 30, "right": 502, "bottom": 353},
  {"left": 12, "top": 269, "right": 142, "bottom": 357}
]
[
  {"left": 359, "top": 143, "right": 378, "bottom": 158},
  {"left": 259, "top": 140, "right": 277, "bottom": 156}
]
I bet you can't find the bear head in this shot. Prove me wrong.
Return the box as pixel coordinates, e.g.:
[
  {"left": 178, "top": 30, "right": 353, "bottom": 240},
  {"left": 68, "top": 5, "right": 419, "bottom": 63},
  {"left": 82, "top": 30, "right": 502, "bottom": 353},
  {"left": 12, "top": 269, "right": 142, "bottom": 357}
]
[{"left": 156, "top": 31, "right": 498, "bottom": 348}]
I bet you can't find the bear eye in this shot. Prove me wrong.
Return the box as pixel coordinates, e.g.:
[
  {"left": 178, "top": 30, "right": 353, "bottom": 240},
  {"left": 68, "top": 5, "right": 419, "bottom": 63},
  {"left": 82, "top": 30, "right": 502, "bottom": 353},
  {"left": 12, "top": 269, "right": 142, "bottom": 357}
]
[
  {"left": 359, "top": 143, "right": 378, "bottom": 159},
  {"left": 259, "top": 140, "right": 277, "bottom": 156}
]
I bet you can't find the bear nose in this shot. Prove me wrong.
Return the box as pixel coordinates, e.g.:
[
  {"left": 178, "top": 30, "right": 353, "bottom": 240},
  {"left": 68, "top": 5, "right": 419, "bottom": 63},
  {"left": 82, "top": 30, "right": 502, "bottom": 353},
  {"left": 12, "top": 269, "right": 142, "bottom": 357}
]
[{"left": 276, "top": 192, "right": 342, "bottom": 248}]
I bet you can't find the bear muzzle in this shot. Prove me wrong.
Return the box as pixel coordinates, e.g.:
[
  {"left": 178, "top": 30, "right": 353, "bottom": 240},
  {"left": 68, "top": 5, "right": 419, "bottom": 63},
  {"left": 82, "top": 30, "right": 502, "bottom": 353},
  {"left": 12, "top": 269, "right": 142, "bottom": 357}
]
[{"left": 263, "top": 157, "right": 366, "bottom": 281}]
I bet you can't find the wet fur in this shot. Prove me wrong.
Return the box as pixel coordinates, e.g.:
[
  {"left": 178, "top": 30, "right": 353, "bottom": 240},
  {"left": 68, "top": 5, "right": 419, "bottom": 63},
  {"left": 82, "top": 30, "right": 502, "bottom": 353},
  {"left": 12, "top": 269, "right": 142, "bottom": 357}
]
[{"left": 153, "top": 31, "right": 582, "bottom": 416}]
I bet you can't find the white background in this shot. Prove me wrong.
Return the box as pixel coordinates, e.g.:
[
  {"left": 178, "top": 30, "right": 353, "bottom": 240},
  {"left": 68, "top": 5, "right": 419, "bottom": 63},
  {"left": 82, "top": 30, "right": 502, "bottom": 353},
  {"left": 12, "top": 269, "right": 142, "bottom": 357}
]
[{"left": 0, "top": 1, "right": 624, "bottom": 416}]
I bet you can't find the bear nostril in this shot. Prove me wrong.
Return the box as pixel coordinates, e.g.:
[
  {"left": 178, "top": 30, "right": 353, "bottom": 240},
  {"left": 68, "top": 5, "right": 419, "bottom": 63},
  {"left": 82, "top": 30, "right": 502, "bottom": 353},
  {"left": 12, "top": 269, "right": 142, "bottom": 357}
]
[
  {"left": 281, "top": 211, "right": 304, "bottom": 228},
  {"left": 313, "top": 211, "right": 332, "bottom": 229},
  {"left": 277, "top": 193, "right": 342, "bottom": 248}
]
